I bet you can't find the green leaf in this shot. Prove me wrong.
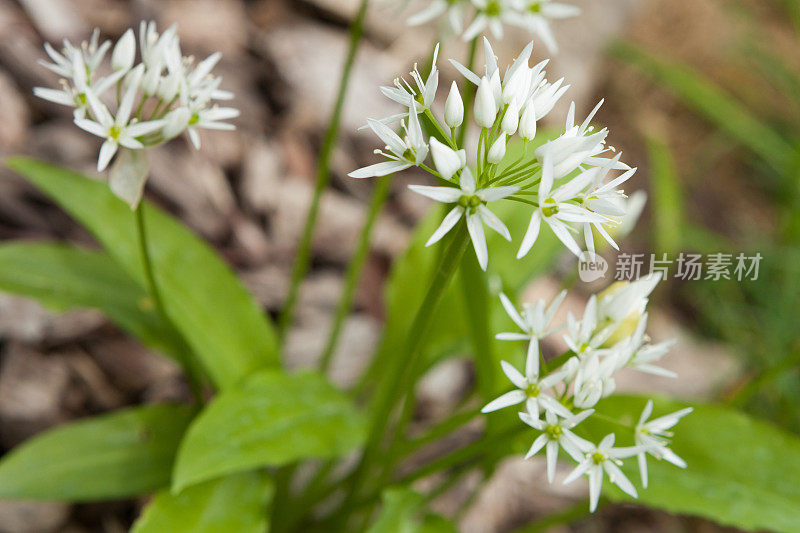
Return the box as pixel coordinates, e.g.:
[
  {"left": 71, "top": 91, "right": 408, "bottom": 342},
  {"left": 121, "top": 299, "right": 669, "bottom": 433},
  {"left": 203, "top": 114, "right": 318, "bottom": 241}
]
[
  {"left": 367, "top": 488, "right": 458, "bottom": 533},
  {"left": 610, "top": 41, "right": 796, "bottom": 176},
  {"left": 586, "top": 396, "right": 800, "bottom": 533},
  {"left": 172, "top": 370, "right": 367, "bottom": 491},
  {"left": 0, "top": 405, "right": 193, "bottom": 501},
  {"left": 6, "top": 157, "right": 279, "bottom": 390},
  {"left": 132, "top": 471, "right": 273, "bottom": 533},
  {"left": 0, "top": 242, "right": 188, "bottom": 362}
]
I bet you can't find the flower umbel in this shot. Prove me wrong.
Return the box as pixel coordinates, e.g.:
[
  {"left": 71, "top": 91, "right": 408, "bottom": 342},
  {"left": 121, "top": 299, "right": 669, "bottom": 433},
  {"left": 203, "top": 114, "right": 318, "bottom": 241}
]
[{"left": 34, "top": 21, "right": 238, "bottom": 208}]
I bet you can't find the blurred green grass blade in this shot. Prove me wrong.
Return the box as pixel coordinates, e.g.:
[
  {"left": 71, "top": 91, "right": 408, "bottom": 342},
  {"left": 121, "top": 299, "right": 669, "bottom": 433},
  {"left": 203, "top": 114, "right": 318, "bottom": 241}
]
[
  {"left": 132, "top": 471, "right": 273, "bottom": 533},
  {"left": 581, "top": 395, "right": 800, "bottom": 532},
  {"left": 367, "top": 488, "right": 458, "bottom": 533},
  {"left": 172, "top": 370, "right": 366, "bottom": 492},
  {"left": 0, "top": 405, "right": 193, "bottom": 501},
  {"left": 645, "top": 134, "right": 684, "bottom": 254},
  {"left": 778, "top": 0, "right": 800, "bottom": 35},
  {"left": 744, "top": 42, "right": 800, "bottom": 108},
  {"left": 6, "top": 157, "right": 279, "bottom": 390},
  {"left": 611, "top": 41, "right": 796, "bottom": 176},
  {"left": 0, "top": 241, "right": 190, "bottom": 363}
]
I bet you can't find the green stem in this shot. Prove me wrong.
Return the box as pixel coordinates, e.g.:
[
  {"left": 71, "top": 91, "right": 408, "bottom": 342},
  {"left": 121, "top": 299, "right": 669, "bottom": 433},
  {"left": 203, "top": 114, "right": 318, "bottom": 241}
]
[
  {"left": 320, "top": 176, "right": 392, "bottom": 371},
  {"left": 135, "top": 204, "right": 203, "bottom": 403},
  {"left": 277, "top": 0, "right": 371, "bottom": 342},
  {"left": 337, "top": 225, "right": 470, "bottom": 526}
]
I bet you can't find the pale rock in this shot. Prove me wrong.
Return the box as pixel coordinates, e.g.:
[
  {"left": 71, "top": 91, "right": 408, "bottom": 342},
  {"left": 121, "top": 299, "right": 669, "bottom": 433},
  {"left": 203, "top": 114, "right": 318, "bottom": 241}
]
[
  {"left": 0, "top": 345, "right": 70, "bottom": 447},
  {"left": 0, "top": 500, "right": 70, "bottom": 533},
  {"left": 257, "top": 21, "right": 402, "bottom": 133}
]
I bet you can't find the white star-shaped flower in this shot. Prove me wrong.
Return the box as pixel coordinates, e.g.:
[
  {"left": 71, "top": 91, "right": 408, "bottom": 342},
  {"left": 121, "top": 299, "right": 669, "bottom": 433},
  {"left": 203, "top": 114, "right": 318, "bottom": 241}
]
[
  {"left": 350, "top": 103, "right": 429, "bottom": 179},
  {"left": 635, "top": 400, "right": 693, "bottom": 488},
  {"left": 408, "top": 168, "right": 517, "bottom": 270},
  {"left": 563, "top": 433, "right": 642, "bottom": 512},
  {"left": 74, "top": 66, "right": 166, "bottom": 171},
  {"left": 519, "top": 409, "right": 594, "bottom": 482},
  {"left": 517, "top": 153, "right": 609, "bottom": 258},
  {"left": 615, "top": 313, "right": 677, "bottom": 378},
  {"left": 496, "top": 290, "right": 566, "bottom": 366},
  {"left": 481, "top": 337, "right": 571, "bottom": 418}
]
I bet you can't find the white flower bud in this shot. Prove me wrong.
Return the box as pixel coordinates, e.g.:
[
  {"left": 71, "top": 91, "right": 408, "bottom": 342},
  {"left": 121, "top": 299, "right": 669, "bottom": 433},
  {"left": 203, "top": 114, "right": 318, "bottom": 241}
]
[
  {"left": 489, "top": 69, "right": 502, "bottom": 107},
  {"left": 142, "top": 65, "right": 161, "bottom": 96},
  {"left": 475, "top": 77, "right": 498, "bottom": 128},
  {"left": 444, "top": 81, "right": 463, "bottom": 128},
  {"left": 519, "top": 100, "right": 537, "bottom": 140},
  {"left": 163, "top": 107, "right": 191, "bottom": 139},
  {"left": 112, "top": 29, "right": 136, "bottom": 72},
  {"left": 430, "top": 137, "right": 466, "bottom": 180},
  {"left": 157, "top": 70, "right": 181, "bottom": 101},
  {"left": 487, "top": 133, "right": 507, "bottom": 164},
  {"left": 501, "top": 100, "right": 519, "bottom": 135}
]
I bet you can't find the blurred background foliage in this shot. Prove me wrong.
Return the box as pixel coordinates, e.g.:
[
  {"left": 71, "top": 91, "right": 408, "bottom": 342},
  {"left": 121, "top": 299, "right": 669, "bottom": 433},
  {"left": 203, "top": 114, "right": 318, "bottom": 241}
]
[{"left": 608, "top": 0, "right": 800, "bottom": 432}]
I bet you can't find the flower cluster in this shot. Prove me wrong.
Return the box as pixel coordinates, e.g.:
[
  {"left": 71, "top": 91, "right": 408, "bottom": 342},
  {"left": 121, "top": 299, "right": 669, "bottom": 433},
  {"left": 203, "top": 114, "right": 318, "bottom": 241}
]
[
  {"left": 407, "top": 0, "right": 580, "bottom": 53},
  {"left": 350, "top": 38, "right": 631, "bottom": 271},
  {"left": 34, "top": 22, "right": 238, "bottom": 208},
  {"left": 483, "top": 273, "right": 692, "bottom": 511}
]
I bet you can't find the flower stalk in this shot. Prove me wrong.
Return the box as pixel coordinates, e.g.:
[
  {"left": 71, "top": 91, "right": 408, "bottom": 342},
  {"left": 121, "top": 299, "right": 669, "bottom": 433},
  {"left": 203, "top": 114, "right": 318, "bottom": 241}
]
[{"left": 134, "top": 203, "right": 204, "bottom": 403}]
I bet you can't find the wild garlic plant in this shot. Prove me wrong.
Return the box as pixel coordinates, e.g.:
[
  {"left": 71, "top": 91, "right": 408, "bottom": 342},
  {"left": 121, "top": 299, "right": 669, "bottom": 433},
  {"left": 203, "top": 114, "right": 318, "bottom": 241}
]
[
  {"left": 407, "top": 0, "right": 580, "bottom": 52},
  {"left": 32, "top": 22, "right": 239, "bottom": 401},
  {"left": 350, "top": 38, "right": 693, "bottom": 512}
]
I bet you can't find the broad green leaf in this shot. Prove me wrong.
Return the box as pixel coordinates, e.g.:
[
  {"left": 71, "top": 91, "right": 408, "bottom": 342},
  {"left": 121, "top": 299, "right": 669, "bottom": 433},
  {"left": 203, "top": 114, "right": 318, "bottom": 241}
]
[
  {"left": 132, "top": 471, "right": 273, "bottom": 533},
  {"left": 6, "top": 157, "right": 279, "bottom": 390},
  {"left": 610, "top": 41, "right": 796, "bottom": 176},
  {"left": 367, "top": 488, "right": 458, "bottom": 533},
  {"left": 0, "top": 242, "right": 188, "bottom": 362},
  {"left": 172, "top": 370, "right": 367, "bottom": 491},
  {"left": 0, "top": 405, "right": 193, "bottom": 501},
  {"left": 583, "top": 396, "right": 800, "bottom": 533}
]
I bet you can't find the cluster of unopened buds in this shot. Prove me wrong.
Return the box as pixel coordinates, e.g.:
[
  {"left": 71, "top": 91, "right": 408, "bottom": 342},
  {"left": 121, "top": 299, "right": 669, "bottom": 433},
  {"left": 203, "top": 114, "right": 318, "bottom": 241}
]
[
  {"left": 350, "top": 37, "right": 693, "bottom": 511},
  {"left": 351, "top": 38, "right": 634, "bottom": 271},
  {"left": 34, "top": 22, "right": 238, "bottom": 207},
  {"left": 407, "top": 0, "right": 580, "bottom": 53}
]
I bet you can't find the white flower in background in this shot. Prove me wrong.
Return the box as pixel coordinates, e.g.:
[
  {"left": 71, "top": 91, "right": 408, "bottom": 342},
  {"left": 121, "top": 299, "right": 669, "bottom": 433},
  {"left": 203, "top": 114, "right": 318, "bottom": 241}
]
[
  {"left": 408, "top": 168, "right": 517, "bottom": 270},
  {"left": 407, "top": 0, "right": 467, "bottom": 34},
  {"left": 563, "top": 434, "right": 641, "bottom": 512},
  {"left": 481, "top": 338, "right": 571, "bottom": 418},
  {"left": 464, "top": 0, "right": 520, "bottom": 40},
  {"left": 615, "top": 190, "right": 647, "bottom": 238},
  {"left": 34, "top": 21, "right": 238, "bottom": 208},
  {"left": 510, "top": 1, "right": 581, "bottom": 53},
  {"left": 635, "top": 400, "right": 692, "bottom": 488},
  {"left": 350, "top": 104, "right": 429, "bottom": 178},
  {"left": 496, "top": 290, "right": 566, "bottom": 365},
  {"left": 614, "top": 313, "right": 677, "bottom": 377},
  {"left": 75, "top": 67, "right": 165, "bottom": 171},
  {"left": 517, "top": 153, "right": 609, "bottom": 258},
  {"left": 520, "top": 409, "right": 594, "bottom": 482}
]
